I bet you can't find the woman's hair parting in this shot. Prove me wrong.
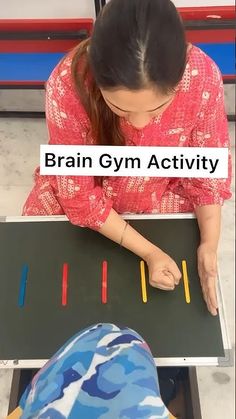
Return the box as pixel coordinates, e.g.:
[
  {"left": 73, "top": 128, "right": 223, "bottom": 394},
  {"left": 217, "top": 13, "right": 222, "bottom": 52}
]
[{"left": 71, "top": 0, "right": 187, "bottom": 147}]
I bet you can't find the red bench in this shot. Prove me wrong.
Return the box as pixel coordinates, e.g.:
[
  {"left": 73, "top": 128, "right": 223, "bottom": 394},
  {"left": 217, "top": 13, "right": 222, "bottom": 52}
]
[{"left": 0, "top": 5, "right": 234, "bottom": 118}]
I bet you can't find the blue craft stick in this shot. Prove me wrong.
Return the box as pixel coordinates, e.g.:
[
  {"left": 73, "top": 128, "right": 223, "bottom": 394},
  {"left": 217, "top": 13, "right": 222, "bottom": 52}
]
[{"left": 18, "top": 264, "right": 29, "bottom": 307}]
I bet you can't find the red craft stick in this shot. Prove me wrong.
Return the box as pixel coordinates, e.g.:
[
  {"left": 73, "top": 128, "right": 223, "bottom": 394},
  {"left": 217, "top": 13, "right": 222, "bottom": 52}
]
[
  {"left": 102, "top": 260, "right": 108, "bottom": 304},
  {"left": 62, "top": 263, "right": 69, "bottom": 306}
]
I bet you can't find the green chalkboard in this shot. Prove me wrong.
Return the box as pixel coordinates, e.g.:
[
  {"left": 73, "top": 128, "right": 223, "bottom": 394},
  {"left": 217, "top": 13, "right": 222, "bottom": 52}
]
[{"left": 0, "top": 219, "right": 224, "bottom": 361}]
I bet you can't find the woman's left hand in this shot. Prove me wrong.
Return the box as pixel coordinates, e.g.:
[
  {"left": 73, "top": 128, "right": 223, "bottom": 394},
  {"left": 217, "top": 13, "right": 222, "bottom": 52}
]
[{"left": 197, "top": 243, "right": 218, "bottom": 316}]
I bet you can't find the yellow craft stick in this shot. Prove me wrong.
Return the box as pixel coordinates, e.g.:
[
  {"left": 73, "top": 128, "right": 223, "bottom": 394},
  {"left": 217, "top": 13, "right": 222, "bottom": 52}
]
[
  {"left": 182, "top": 260, "right": 191, "bottom": 304},
  {"left": 140, "top": 260, "right": 148, "bottom": 303}
]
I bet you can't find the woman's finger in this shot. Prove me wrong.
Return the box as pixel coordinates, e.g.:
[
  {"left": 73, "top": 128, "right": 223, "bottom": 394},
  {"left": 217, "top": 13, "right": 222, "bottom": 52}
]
[
  {"left": 199, "top": 275, "right": 212, "bottom": 309},
  {"left": 206, "top": 295, "right": 218, "bottom": 316},
  {"left": 158, "top": 285, "right": 175, "bottom": 291},
  {"left": 157, "top": 271, "right": 175, "bottom": 286},
  {"left": 169, "top": 261, "right": 182, "bottom": 284},
  {"left": 207, "top": 276, "right": 218, "bottom": 311},
  {"left": 163, "top": 269, "right": 181, "bottom": 287},
  {"left": 150, "top": 280, "right": 175, "bottom": 291},
  {"left": 201, "top": 275, "right": 218, "bottom": 316},
  {"left": 150, "top": 271, "right": 175, "bottom": 289},
  {"left": 163, "top": 270, "right": 175, "bottom": 282}
]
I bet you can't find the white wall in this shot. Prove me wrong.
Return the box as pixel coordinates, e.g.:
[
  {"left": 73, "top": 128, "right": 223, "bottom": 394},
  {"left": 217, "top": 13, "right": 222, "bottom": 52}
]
[
  {"left": 0, "top": 0, "right": 234, "bottom": 19},
  {"left": 0, "top": 0, "right": 96, "bottom": 19}
]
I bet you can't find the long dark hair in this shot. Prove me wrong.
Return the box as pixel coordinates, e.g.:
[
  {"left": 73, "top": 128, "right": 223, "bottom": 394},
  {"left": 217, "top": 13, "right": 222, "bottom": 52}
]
[{"left": 71, "top": 0, "right": 187, "bottom": 146}]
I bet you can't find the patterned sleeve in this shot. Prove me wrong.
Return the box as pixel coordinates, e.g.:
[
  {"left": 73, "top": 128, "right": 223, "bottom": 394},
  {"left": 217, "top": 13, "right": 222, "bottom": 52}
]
[
  {"left": 45, "top": 57, "right": 113, "bottom": 230},
  {"left": 181, "top": 60, "right": 232, "bottom": 207}
]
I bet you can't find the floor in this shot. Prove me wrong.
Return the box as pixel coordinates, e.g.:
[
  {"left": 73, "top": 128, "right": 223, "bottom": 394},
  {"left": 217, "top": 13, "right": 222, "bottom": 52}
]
[{"left": 0, "top": 87, "right": 235, "bottom": 418}]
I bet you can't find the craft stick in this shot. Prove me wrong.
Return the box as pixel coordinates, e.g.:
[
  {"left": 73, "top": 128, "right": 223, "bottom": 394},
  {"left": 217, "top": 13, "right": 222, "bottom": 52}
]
[
  {"left": 182, "top": 260, "right": 191, "bottom": 304},
  {"left": 62, "top": 263, "right": 69, "bottom": 306},
  {"left": 18, "top": 264, "right": 28, "bottom": 307},
  {"left": 102, "top": 260, "right": 108, "bottom": 304},
  {"left": 140, "top": 260, "right": 148, "bottom": 303}
]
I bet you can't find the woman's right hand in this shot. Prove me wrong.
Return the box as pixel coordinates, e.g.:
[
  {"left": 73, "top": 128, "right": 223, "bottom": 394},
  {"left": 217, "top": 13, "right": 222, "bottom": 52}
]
[
  {"left": 98, "top": 209, "right": 181, "bottom": 290},
  {"left": 144, "top": 248, "right": 182, "bottom": 290}
]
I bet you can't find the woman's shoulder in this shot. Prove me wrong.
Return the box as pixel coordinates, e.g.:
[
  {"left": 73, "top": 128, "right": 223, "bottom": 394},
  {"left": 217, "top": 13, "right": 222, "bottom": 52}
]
[
  {"left": 187, "top": 44, "right": 222, "bottom": 88},
  {"left": 46, "top": 51, "right": 89, "bottom": 118},
  {"left": 175, "top": 44, "right": 223, "bottom": 108},
  {"left": 47, "top": 52, "right": 74, "bottom": 92}
]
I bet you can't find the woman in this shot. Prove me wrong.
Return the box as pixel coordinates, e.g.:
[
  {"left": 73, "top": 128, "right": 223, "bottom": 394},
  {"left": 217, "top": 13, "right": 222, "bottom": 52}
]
[
  {"left": 8, "top": 323, "right": 176, "bottom": 419},
  {"left": 23, "top": 0, "right": 231, "bottom": 316}
]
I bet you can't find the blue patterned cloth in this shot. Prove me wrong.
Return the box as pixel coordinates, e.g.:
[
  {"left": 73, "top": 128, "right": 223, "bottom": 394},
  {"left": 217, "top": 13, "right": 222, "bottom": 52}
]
[{"left": 19, "top": 323, "right": 171, "bottom": 418}]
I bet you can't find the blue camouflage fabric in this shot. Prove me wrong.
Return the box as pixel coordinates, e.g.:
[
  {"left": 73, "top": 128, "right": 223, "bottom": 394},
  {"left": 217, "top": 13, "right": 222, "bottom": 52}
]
[{"left": 19, "top": 323, "right": 172, "bottom": 418}]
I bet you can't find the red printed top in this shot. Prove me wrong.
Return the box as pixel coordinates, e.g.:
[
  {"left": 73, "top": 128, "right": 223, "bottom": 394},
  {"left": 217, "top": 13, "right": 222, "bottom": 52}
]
[{"left": 25, "top": 45, "right": 231, "bottom": 229}]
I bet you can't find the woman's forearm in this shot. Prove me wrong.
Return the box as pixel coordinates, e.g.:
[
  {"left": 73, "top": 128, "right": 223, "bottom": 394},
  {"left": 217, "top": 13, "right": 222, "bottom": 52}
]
[
  {"left": 195, "top": 204, "right": 221, "bottom": 251},
  {"left": 98, "top": 208, "right": 158, "bottom": 260}
]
